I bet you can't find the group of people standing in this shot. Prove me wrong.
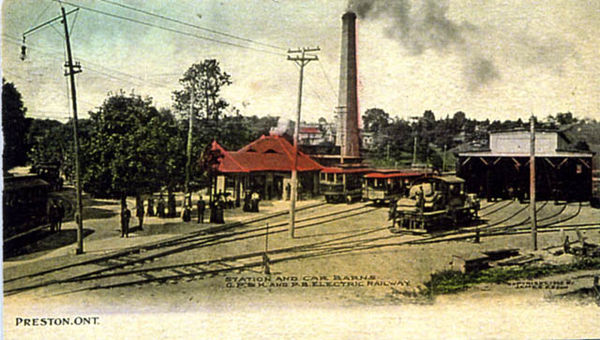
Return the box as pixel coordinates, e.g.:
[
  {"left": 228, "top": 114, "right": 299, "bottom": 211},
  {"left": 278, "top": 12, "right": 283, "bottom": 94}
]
[
  {"left": 47, "top": 200, "right": 65, "bottom": 232},
  {"left": 120, "top": 198, "right": 146, "bottom": 238},
  {"left": 151, "top": 194, "right": 177, "bottom": 218},
  {"left": 243, "top": 191, "right": 261, "bottom": 212},
  {"left": 119, "top": 191, "right": 262, "bottom": 237}
]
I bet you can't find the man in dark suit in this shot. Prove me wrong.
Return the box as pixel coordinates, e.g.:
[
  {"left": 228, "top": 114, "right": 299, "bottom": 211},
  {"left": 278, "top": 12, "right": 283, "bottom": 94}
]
[{"left": 197, "top": 196, "right": 206, "bottom": 223}]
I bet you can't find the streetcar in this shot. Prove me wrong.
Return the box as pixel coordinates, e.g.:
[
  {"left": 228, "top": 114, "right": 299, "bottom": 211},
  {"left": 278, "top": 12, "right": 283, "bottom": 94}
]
[
  {"left": 31, "top": 162, "right": 63, "bottom": 191},
  {"left": 320, "top": 166, "right": 371, "bottom": 203},
  {"left": 389, "top": 175, "right": 480, "bottom": 233},
  {"left": 3, "top": 174, "right": 51, "bottom": 242},
  {"left": 363, "top": 170, "right": 425, "bottom": 205},
  {"left": 592, "top": 172, "right": 600, "bottom": 207}
]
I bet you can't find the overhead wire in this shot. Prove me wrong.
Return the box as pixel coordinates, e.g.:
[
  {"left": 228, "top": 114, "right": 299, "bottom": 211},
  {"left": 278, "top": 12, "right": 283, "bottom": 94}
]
[
  {"left": 4, "top": 34, "right": 173, "bottom": 89},
  {"left": 97, "top": 0, "right": 285, "bottom": 51},
  {"left": 3, "top": 34, "right": 158, "bottom": 116},
  {"left": 49, "top": 22, "right": 66, "bottom": 40},
  {"left": 317, "top": 59, "right": 337, "bottom": 102},
  {"left": 55, "top": 0, "right": 287, "bottom": 57},
  {"left": 292, "top": 62, "right": 334, "bottom": 114},
  {"left": 69, "top": 8, "right": 80, "bottom": 39},
  {"left": 27, "top": 2, "right": 54, "bottom": 35},
  {"left": 9, "top": 3, "right": 336, "bottom": 120}
]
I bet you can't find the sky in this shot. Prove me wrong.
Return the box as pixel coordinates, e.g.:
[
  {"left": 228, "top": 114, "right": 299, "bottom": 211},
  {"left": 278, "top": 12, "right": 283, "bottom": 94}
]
[{"left": 2, "top": 0, "right": 599, "bottom": 124}]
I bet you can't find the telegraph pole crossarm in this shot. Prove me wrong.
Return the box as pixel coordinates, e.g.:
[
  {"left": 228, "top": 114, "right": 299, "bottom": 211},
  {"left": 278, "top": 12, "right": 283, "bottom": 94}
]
[{"left": 287, "top": 46, "right": 319, "bottom": 238}]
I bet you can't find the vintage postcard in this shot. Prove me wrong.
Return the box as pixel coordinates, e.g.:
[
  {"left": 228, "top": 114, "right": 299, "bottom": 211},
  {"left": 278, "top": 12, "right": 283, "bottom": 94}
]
[{"left": 3, "top": 0, "right": 600, "bottom": 338}]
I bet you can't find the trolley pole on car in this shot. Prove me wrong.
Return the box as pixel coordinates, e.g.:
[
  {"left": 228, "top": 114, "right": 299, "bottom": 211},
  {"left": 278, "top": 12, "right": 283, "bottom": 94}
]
[
  {"left": 287, "top": 46, "right": 319, "bottom": 238},
  {"left": 60, "top": 5, "right": 85, "bottom": 254},
  {"left": 530, "top": 115, "right": 538, "bottom": 251}
]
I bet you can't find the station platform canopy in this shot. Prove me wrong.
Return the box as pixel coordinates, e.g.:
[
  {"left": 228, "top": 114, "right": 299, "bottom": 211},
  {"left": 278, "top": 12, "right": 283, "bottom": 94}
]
[{"left": 209, "top": 135, "right": 323, "bottom": 174}]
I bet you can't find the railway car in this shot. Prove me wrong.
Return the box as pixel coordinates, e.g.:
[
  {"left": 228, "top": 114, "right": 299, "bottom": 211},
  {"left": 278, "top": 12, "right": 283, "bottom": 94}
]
[
  {"left": 3, "top": 175, "right": 51, "bottom": 241},
  {"left": 388, "top": 175, "right": 480, "bottom": 233},
  {"left": 320, "top": 166, "right": 371, "bottom": 203},
  {"left": 592, "top": 175, "right": 600, "bottom": 207},
  {"left": 363, "top": 170, "right": 425, "bottom": 205},
  {"left": 31, "top": 162, "right": 63, "bottom": 191}
]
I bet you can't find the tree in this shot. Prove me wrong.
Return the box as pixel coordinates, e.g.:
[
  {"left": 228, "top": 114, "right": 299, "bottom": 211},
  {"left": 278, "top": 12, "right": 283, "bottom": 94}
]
[
  {"left": 27, "top": 119, "right": 71, "bottom": 179},
  {"left": 362, "top": 108, "right": 390, "bottom": 133},
  {"left": 173, "top": 60, "right": 233, "bottom": 198},
  {"left": 155, "top": 108, "right": 187, "bottom": 191},
  {"left": 173, "top": 59, "right": 232, "bottom": 130},
  {"left": 2, "top": 79, "right": 30, "bottom": 169},
  {"left": 421, "top": 110, "right": 436, "bottom": 130},
  {"left": 556, "top": 112, "right": 576, "bottom": 126},
  {"left": 451, "top": 111, "right": 466, "bottom": 131},
  {"left": 82, "top": 91, "right": 181, "bottom": 198}
]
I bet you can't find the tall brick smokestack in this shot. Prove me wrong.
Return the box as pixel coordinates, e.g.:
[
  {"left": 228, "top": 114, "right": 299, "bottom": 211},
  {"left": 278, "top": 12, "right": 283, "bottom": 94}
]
[{"left": 337, "top": 11, "right": 360, "bottom": 159}]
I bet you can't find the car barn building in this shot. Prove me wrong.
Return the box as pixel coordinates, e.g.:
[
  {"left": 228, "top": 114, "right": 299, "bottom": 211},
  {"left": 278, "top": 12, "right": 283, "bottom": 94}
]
[{"left": 457, "top": 129, "right": 594, "bottom": 201}]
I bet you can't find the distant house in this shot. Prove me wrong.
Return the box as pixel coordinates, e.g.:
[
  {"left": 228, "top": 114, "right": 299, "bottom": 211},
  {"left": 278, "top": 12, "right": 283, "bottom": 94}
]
[
  {"left": 210, "top": 134, "right": 323, "bottom": 202},
  {"left": 299, "top": 126, "right": 323, "bottom": 145},
  {"left": 360, "top": 130, "right": 375, "bottom": 150},
  {"left": 457, "top": 129, "right": 594, "bottom": 201},
  {"left": 298, "top": 122, "right": 336, "bottom": 146}
]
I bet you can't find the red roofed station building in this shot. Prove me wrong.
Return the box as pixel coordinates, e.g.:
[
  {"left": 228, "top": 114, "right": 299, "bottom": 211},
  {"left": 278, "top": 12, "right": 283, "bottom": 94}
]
[{"left": 209, "top": 134, "right": 323, "bottom": 202}]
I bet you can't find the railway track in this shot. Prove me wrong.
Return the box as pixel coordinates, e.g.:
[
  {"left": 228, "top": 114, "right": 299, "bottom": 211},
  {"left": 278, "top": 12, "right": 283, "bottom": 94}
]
[
  {"left": 479, "top": 200, "right": 515, "bottom": 217},
  {"left": 63, "top": 218, "right": 600, "bottom": 295},
  {"left": 43, "top": 221, "right": 402, "bottom": 296},
  {"left": 4, "top": 201, "right": 327, "bottom": 284},
  {"left": 5, "top": 199, "right": 597, "bottom": 297},
  {"left": 4, "top": 202, "right": 382, "bottom": 296}
]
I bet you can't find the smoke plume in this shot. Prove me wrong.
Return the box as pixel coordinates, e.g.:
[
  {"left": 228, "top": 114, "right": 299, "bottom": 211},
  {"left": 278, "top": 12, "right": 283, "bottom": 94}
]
[
  {"left": 270, "top": 117, "right": 291, "bottom": 136},
  {"left": 348, "top": 0, "right": 570, "bottom": 91}
]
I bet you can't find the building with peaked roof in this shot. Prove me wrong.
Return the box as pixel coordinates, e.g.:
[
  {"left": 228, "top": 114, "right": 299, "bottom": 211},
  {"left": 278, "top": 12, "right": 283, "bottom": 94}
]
[
  {"left": 457, "top": 129, "right": 594, "bottom": 201},
  {"left": 210, "top": 134, "right": 323, "bottom": 202}
]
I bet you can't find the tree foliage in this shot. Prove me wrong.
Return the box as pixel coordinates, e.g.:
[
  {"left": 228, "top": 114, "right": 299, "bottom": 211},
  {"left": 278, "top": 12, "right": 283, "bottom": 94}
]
[
  {"left": 172, "top": 59, "right": 232, "bottom": 125},
  {"left": 81, "top": 91, "right": 181, "bottom": 197},
  {"left": 2, "top": 79, "right": 30, "bottom": 169},
  {"left": 27, "top": 119, "right": 72, "bottom": 180},
  {"left": 363, "top": 108, "right": 390, "bottom": 133}
]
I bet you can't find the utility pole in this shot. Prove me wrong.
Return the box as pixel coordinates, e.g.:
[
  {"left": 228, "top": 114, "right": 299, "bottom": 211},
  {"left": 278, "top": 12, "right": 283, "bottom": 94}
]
[
  {"left": 412, "top": 135, "right": 418, "bottom": 166},
  {"left": 386, "top": 143, "right": 390, "bottom": 163},
  {"left": 184, "top": 89, "right": 195, "bottom": 207},
  {"left": 530, "top": 115, "right": 538, "bottom": 251},
  {"left": 22, "top": 6, "right": 82, "bottom": 253},
  {"left": 61, "top": 5, "right": 85, "bottom": 254},
  {"left": 442, "top": 144, "right": 447, "bottom": 172},
  {"left": 410, "top": 116, "right": 419, "bottom": 167},
  {"left": 287, "top": 46, "right": 319, "bottom": 238}
]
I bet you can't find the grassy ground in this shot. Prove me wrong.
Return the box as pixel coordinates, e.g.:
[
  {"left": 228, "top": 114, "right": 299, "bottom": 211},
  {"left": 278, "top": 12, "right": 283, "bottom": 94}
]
[{"left": 423, "top": 256, "right": 600, "bottom": 295}]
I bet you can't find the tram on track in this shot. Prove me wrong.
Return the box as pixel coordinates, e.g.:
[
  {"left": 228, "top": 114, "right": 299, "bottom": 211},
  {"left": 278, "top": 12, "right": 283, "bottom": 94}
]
[
  {"left": 3, "top": 175, "right": 51, "bottom": 241},
  {"left": 592, "top": 173, "right": 600, "bottom": 207},
  {"left": 319, "top": 166, "right": 371, "bottom": 203},
  {"left": 363, "top": 170, "right": 425, "bottom": 205},
  {"left": 388, "top": 175, "right": 480, "bottom": 233}
]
